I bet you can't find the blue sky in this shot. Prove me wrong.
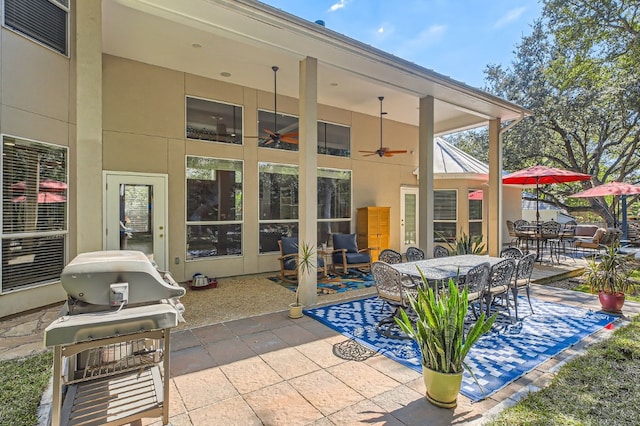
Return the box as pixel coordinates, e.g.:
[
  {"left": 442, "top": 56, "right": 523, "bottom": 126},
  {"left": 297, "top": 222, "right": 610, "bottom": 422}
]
[{"left": 260, "top": 0, "right": 543, "bottom": 89}]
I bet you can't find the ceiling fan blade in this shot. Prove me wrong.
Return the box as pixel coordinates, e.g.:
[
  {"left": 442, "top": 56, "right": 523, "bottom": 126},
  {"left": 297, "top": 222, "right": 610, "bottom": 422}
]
[
  {"left": 281, "top": 131, "right": 298, "bottom": 138},
  {"left": 385, "top": 150, "right": 408, "bottom": 154},
  {"left": 279, "top": 136, "right": 298, "bottom": 144}
]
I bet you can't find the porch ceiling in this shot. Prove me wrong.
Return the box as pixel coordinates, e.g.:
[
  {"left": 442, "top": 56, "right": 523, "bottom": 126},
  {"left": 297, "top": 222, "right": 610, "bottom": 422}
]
[{"left": 103, "top": 0, "right": 531, "bottom": 133}]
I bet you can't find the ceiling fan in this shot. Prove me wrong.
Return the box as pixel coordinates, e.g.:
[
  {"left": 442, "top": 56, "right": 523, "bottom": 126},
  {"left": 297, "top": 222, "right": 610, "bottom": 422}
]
[
  {"left": 359, "top": 96, "right": 408, "bottom": 157},
  {"left": 257, "top": 66, "right": 299, "bottom": 145}
]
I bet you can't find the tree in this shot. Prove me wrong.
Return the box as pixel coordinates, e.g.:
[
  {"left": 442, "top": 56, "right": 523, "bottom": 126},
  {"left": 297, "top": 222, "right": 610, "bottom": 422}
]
[{"left": 476, "top": 1, "right": 640, "bottom": 225}]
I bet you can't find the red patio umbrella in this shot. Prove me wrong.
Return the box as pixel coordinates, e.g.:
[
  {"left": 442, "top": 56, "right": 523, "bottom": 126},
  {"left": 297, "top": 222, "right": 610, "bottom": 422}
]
[
  {"left": 468, "top": 190, "right": 483, "bottom": 200},
  {"left": 569, "top": 181, "right": 640, "bottom": 235},
  {"left": 503, "top": 165, "right": 591, "bottom": 222},
  {"left": 12, "top": 192, "right": 67, "bottom": 203}
]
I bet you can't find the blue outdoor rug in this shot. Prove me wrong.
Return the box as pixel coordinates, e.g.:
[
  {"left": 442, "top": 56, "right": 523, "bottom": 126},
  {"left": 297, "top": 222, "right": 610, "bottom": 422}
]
[
  {"left": 269, "top": 270, "right": 374, "bottom": 295},
  {"left": 303, "top": 296, "right": 616, "bottom": 402}
]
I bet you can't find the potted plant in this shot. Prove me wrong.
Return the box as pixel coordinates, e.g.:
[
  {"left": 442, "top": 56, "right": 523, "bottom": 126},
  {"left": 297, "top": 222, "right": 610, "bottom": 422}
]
[
  {"left": 396, "top": 277, "right": 497, "bottom": 408},
  {"left": 289, "top": 241, "right": 316, "bottom": 319},
  {"left": 444, "top": 230, "right": 486, "bottom": 255},
  {"left": 586, "top": 242, "right": 635, "bottom": 314}
]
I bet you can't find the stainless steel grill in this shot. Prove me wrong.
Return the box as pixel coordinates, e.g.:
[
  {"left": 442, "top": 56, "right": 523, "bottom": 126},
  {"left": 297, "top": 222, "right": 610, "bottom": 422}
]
[{"left": 44, "top": 251, "right": 186, "bottom": 426}]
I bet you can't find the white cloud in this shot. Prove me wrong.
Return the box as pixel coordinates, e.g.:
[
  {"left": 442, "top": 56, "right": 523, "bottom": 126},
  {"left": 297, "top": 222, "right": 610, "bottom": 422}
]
[
  {"left": 378, "top": 27, "right": 384, "bottom": 34},
  {"left": 393, "top": 24, "right": 447, "bottom": 58},
  {"left": 493, "top": 7, "right": 526, "bottom": 29},
  {"left": 328, "top": 0, "right": 347, "bottom": 12}
]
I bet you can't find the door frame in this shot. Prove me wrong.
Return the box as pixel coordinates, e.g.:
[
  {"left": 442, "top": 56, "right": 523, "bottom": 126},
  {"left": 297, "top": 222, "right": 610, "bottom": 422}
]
[
  {"left": 400, "top": 186, "right": 419, "bottom": 253},
  {"left": 103, "top": 171, "right": 169, "bottom": 269}
]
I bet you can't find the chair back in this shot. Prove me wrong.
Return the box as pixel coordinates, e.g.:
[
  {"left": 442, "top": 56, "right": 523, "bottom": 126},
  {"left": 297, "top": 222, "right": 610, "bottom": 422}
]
[
  {"left": 280, "top": 236, "right": 298, "bottom": 255},
  {"left": 378, "top": 249, "right": 402, "bottom": 264},
  {"left": 405, "top": 246, "right": 425, "bottom": 262},
  {"left": 332, "top": 233, "right": 359, "bottom": 253},
  {"left": 540, "top": 221, "right": 561, "bottom": 238},
  {"left": 464, "top": 262, "right": 490, "bottom": 296},
  {"left": 489, "top": 258, "right": 517, "bottom": 289},
  {"left": 499, "top": 247, "right": 524, "bottom": 260},
  {"left": 513, "top": 219, "right": 529, "bottom": 230},
  {"left": 515, "top": 252, "right": 536, "bottom": 284},
  {"left": 371, "top": 261, "right": 408, "bottom": 306},
  {"left": 506, "top": 220, "right": 517, "bottom": 238},
  {"left": 433, "top": 245, "right": 449, "bottom": 258}
]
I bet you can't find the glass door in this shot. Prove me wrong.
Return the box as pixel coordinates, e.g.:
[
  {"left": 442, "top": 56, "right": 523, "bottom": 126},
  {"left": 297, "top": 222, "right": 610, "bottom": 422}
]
[
  {"left": 104, "top": 173, "right": 167, "bottom": 270},
  {"left": 400, "top": 186, "right": 419, "bottom": 253}
]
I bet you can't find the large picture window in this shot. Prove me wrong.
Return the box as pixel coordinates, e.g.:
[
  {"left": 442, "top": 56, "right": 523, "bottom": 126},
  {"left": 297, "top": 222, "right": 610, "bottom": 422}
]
[
  {"left": 1, "top": 135, "right": 67, "bottom": 292},
  {"left": 434, "top": 190, "right": 457, "bottom": 243},
  {"left": 468, "top": 190, "right": 483, "bottom": 239},
  {"left": 258, "top": 163, "right": 298, "bottom": 253},
  {"left": 318, "top": 168, "right": 352, "bottom": 246},
  {"left": 318, "top": 121, "right": 350, "bottom": 157},
  {"left": 186, "top": 156, "right": 243, "bottom": 259},
  {"left": 257, "top": 110, "right": 299, "bottom": 151},
  {"left": 186, "top": 97, "right": 243, "bottom": 144}
]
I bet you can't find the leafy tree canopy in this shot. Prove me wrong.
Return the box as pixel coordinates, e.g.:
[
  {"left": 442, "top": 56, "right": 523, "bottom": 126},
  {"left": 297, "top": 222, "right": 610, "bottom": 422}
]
[{"left": 454, "top": 0, "right": 640, "bottom": 225}]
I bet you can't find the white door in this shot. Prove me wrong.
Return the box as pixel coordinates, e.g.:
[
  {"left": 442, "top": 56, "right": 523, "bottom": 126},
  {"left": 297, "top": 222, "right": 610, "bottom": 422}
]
[
  {"left": 400, "top": 186, "right": 419, "bottom": 253},
  {"left": 104, "top": 172, "right": 168, "bottom": 270}
]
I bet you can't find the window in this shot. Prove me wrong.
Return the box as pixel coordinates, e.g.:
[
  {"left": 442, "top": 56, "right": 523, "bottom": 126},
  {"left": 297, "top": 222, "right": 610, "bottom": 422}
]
[
  {"left": 186, "top": 156, "right": 243, "bottom": 259},
  {"left": 258, "top": 163, "right": 298, "bottom": 253},
  {"left": 468, "top": 190, "right": 483, "bottom": 239},
  {"left": 186, "top": 97, "right": 243, "bottom": 144},
  {"left": 318, "top": 168, "right": 352, "bottom": 246},
  {"left": 1, "top": 135, "right": 67, "bottom": 292},
  {"left": 434, "top": 190, "right": 457, "bottom": 243},
  {"left": 318, "top": 121, "right": 350, "bottom": 157},
  {"left": 3, "top": 0, "right": 68, "bottom": 55},
  {"left": 257, "top": 110, "right": 299, "bottom": 151}
]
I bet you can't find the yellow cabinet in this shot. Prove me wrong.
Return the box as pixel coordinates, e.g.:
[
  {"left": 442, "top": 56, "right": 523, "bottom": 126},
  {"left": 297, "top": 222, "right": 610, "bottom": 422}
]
[{"left": 357, "top": 206, "right": 390, "bottom": 261}]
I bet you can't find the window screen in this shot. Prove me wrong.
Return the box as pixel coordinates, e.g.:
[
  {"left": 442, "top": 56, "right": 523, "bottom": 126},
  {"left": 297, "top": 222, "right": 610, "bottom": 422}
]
[
  {"left": 4, "top": 0, "right": 68, "bottom": 55},
  {"left": 2, "top": 135, "right": 68, "bottom": 292}
]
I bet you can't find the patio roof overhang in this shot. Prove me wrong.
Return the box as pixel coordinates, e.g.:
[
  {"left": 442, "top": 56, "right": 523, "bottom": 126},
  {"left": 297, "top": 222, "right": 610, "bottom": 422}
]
[{"left": 102, "top": 0, "right": 532, "bottom": 133}]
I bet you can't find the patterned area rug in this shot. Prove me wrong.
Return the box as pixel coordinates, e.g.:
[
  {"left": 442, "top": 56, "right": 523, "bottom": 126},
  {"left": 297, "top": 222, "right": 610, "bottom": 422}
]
[
  {"left": 304, "top": 296, "right": 616, "bottom": 402},
  {"left": 268, "top": 269, "right": 374, "bottom": 295}
]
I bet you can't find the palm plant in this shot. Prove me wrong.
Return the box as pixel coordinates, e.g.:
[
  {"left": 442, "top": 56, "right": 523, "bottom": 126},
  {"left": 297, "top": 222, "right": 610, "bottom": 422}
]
[
  {"left": 293, "top": 241, "right": 316, "bottom": 306},
  {"left": 587, "top": 243, "right": 634, "bottom": 295}
]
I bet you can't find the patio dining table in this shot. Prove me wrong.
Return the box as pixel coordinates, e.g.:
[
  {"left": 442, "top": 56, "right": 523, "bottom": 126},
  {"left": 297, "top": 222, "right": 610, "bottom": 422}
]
[{"left": 391, "top": 254, "right": 504, "bottom": 284}]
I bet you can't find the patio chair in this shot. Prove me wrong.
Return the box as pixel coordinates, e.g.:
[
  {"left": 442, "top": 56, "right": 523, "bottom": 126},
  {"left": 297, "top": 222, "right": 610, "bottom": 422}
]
[
  {"left": 499, "top": 247, "right": 524, "bottom": 260},
  {"left": 371, "top": 261, "right": 418, "bottom": 339},
  {"left": 574, "top": 227, "right": 607, "bottom": 255},
  {"left": 510, "top": 252, "right": 536, "bottom": 320},
  {"left": 484, "top": 258, "right": 517, "bottom": 320},
  {"left": 378, "top": 248, "right": 403, "bottom": 264},
  {"left": 558, "top": 221, "right": 577, "bottom": 260},
  {"left": 433, "top": 245, "right": 450, "bottom": 258},
  {"left": 331, "top": 233, "right": 372, "bottom": 274},
  {"left": 277, "top": 237, "right": 326, "bottom": 282},
  {"left": 461, "top": 262, "right": 490, "bottom": 319},
  {"left": 506, "top": 220, "right": 520, "bottom": 247},
  {"left": 405, "top": 246, "right": 425, "bottom": 262}
]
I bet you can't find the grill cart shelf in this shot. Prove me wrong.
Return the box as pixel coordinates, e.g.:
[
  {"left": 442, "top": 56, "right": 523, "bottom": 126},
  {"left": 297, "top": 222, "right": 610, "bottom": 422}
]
[{"left": 44, "top": 251, "right": 185, "bottom": 426}]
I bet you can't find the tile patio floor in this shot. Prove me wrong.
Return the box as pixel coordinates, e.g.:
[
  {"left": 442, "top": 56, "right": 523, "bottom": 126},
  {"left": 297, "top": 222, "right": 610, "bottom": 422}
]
[{"left": 150, "top": 283, "right": 640, "bottom": 426}]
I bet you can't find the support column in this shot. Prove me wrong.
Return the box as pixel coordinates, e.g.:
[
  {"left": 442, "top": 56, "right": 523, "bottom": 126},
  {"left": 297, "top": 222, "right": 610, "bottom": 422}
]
[
  {"left": 298, "top": 57, "right": 318, "bottom": 306},
  {"left": 488, "top": 118, "right": 502, "bottom": 256},
  {"left": 419, "top": 96, "right": 434, "bottom": 257},
  {"left": 76, "top": 0, "right": 103, "bottom": 253}
]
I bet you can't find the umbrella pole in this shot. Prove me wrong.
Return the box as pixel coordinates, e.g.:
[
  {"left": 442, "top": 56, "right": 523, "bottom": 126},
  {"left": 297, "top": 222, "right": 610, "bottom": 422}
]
[
  {"left": 536, "top": 182, "right": 540, "bottom": 223},
  {"left": 622, "top": 195, "right": 628, "bottom": 241}
]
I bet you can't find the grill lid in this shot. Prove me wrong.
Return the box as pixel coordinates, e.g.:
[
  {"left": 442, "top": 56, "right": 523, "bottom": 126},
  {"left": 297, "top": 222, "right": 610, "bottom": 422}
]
[{"left": 60, "top": 251, "right": 185, "bottom": 306}]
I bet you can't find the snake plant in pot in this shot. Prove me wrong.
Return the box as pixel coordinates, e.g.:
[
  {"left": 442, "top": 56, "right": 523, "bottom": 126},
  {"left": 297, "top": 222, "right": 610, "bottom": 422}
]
[
  {"left": 396, "top": 276, "right": 497, "bottom": 408},
  {"left": 289, "top": 241, "right": 316, "bottom": 319}
]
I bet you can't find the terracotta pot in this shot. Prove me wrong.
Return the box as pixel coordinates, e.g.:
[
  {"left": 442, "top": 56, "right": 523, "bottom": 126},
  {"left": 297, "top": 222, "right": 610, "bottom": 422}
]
[
  {"left": 598, "top": 291, "right": 625, "bottom": 314},
  {"left": 288, "top": 303, "right": 304, "bottom": 319},
  {"left": 423, "top": 367, "right": 463, "bottom": 409}
]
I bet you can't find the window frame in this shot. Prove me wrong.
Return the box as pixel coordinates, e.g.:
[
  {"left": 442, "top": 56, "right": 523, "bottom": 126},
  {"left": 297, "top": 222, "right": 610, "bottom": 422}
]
[
  {"left": 258, "top": 162, "right": 299, "bottom": 254},
  {"left": 2, "top": 0, "right": 69, "bottom": 57},
  {"left": 1, "top": 133, "right": 68, "bottom": 293},
  {"left": 317, "top": 120, "right": 351, "bottom": 158},
  {"left": 256, "top": 109, "right": 299, "bottom": 151},
  {"left": 317, "top": 167, "right": 352, "bottom": 246},
  {"left": 186, "top": 96, "right": 244, "bottom": 145},
  {"left": 433, "top": 189, "right": 458, "bottom": 243},
  {"left": 185, "top": 156, "right": 244, "bottom": 260},
  {"left": 468, "top": 189, "right": 483, "bottom": 239}
]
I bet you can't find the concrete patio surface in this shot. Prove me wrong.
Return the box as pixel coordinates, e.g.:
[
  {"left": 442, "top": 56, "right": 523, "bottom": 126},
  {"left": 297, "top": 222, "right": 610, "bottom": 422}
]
[{"left": 1, "top": 258, "right": 638, "bottom": 425}]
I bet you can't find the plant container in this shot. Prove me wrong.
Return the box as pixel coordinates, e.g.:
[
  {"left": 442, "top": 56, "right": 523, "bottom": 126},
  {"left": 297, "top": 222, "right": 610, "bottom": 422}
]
[
  {"left": 288, "top": 303, "right": 304, "bottom": 319},
  {"left": 423, "top": 367, "right": 463, "bottom": 409},
  {"left": 598, "top": 291, "right": 625, "bottom": 314}
]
